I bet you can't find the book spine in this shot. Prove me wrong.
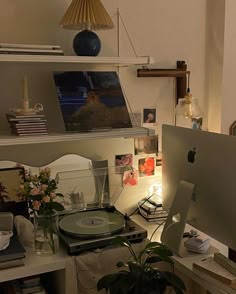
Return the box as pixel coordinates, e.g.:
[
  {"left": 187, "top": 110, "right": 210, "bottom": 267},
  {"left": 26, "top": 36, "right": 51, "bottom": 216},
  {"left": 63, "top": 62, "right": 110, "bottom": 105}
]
[
  {"left": 8, "top": 118, "right": 47, "bottom": 122},
  {"left": 0, "top": 50, "right": 64, "bottom": 56},
  {"left": 0, "top": 48, "right": 63, "bottom": 54},
  {"left": 0, "top": 43, "right": 61, "bottom": 50}
]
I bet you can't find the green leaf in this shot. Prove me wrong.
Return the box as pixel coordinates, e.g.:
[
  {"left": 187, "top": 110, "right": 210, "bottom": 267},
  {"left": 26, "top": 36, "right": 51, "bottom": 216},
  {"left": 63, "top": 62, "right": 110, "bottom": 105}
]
[
  {"left": 145, "top": 256, "right": 162, "bottom": 264},
  {"left": 56, "top": 193, "right": 64, "bottom": 197},
  {"left": 152, "top": 246, "right": 173, "bottom": 257},
  {"left": 116, "top": 261, "right": 128, "bottom": 268},
  {"left": 51, "top": 202, "right": 64, "bottom": 211},
  {"left": 97, "top": 273, "right": 121, "bottom": 291},
  {"left": 138, "top": 242, "right": 164, "bottom": 260},
  {"left": 145, "top": 242, "right": 163, "bottom": 250},
  {"left": 112, "top": 236, "right": 132, "bottom": 248},
  {"left": 163, "top": 271, "right": 186, "bottom": 292}
]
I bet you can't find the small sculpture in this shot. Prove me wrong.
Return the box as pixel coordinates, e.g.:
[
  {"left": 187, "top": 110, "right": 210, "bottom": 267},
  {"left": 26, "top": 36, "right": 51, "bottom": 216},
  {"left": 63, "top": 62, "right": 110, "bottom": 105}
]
[{"left": 10, "top": 75, "right": 44, "bottom": 116}]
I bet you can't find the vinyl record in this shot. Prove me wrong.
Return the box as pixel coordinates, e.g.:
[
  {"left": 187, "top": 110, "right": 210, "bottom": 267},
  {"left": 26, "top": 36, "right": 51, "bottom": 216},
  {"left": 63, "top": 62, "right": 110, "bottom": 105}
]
[{"left": 59, "top": 210, "right": 125, "bottom": 238}]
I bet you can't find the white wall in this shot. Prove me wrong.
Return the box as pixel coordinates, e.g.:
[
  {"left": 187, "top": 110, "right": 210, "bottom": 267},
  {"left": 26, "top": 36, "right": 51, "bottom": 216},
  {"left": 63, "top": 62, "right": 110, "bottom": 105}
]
[
  {"left": 0, "top": 0, "right": 207, "bottom": 212},
  {"left": 221, "top": 0, "right": 236, "bottom": 134},
  {"left": 205, "top": 0, "right": 225, "bottom": 133},
  {"left": 0, "top": 0, "right": 207, "bottom": 135}
]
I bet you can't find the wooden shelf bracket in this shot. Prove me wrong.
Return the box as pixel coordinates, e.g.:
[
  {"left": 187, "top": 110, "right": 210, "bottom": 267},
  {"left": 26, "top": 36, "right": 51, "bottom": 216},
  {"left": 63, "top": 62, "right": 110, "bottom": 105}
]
[{"left": 137, "top": 60, "right": 190, "bottom": 104}]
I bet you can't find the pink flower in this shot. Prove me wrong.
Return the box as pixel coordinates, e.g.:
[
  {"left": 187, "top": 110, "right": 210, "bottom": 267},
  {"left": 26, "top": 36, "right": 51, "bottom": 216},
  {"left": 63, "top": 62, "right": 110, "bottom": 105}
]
[
  {"left": 30, "top": 187, "right": 41, "bottom": 195},
  {"left": 42, "top": 195, "right": 50, "bottom": 203},
  {"left": 32, "top": 200, "right": 41, "bottom": 210},
  {"left": 50, "top": 192, "right": 56, "bottom": 199},
  {"left": 41, "top": 184, "right": 48, "bottom": 191}
]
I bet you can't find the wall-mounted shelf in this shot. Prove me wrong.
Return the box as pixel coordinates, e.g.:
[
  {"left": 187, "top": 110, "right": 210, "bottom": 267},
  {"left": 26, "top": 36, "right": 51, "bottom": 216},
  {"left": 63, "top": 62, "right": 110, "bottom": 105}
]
[
  {"left": 0, "top": 54, "right": 154, "bottom": 66},
  {"left": 0, "top": 127, "right": 155, "bottom": 147}
]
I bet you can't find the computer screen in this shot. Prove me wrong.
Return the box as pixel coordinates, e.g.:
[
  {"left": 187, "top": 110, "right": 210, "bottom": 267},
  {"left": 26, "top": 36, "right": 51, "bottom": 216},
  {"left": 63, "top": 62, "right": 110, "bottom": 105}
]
[{"left": 162, "top": 124, "right": 236, "bottom": 251}]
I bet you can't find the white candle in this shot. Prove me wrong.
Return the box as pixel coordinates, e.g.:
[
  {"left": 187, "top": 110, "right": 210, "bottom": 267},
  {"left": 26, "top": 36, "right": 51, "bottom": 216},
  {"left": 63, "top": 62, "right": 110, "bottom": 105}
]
[{"left": 23, "top": 75, "right": 29, "bottom": 110}]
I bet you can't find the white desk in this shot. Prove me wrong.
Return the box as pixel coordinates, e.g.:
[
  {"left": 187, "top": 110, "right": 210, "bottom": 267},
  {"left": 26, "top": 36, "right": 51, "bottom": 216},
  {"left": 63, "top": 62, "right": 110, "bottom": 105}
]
[
  {"left": 1, "top": 215, "right": 234, "bottom": 294},
  {"left": 132, "top": 214, "right": 235, "bottom": 294}
]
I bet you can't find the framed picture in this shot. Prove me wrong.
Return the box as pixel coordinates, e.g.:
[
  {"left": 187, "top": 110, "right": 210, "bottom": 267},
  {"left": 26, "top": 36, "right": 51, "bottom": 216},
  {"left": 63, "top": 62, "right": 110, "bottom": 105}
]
[
  {"left": 229, "top": 121, "right": 236, "bottom": 136},
  {"left": 134, "top": 135, "right": 158, "bottom": 155},
  {"left": 53, "top": 71, "right": 132, "bottom": 132},
  {"left": 0, "top": 167, "right": 28, "bottom": 217},
  {"left": 115, "top": 154, "right": 133, "bottom": 174},
  {"left": 138, "top": 156, "right": 156, "bottom": 177},
  {"left": 143, "top": 108, "right": 156, "bottom": 124}
]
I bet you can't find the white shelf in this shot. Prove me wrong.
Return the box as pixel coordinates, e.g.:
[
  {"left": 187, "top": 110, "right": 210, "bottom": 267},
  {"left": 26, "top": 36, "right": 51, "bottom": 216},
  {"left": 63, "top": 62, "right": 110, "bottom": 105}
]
[
  {"left": 0, "top": 247, "right": 67, "bottom": 283},
  {"left": 0, "top": 54, "right": 154, "bottom": 66},
  {"left": 0, "top": 127, "right": 155, "bottom": 146}
]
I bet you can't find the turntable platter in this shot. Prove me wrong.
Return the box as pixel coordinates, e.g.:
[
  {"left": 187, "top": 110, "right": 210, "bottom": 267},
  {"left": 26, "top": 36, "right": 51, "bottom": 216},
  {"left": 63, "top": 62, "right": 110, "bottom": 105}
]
[{"left": 59, "top": 210, "right": 125, "bottom": 238}]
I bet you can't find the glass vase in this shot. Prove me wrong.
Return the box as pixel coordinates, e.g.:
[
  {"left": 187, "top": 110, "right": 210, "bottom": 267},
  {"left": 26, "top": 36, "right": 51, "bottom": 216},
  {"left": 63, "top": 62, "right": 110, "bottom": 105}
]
[{"left": 34, "top": 212, "right": 59, "bottom": 256}]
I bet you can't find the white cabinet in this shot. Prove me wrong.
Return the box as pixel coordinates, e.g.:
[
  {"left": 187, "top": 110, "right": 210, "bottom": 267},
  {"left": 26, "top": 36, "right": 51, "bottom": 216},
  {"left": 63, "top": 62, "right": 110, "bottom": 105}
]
[{"left": 0, "top": 247, "right": 77, "bottom": 294}]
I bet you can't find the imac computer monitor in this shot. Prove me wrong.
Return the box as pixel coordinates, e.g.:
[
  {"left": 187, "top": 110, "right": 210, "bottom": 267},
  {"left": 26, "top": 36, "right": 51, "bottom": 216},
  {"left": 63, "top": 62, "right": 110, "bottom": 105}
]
[{"left": 162, "top": 124, "right": 236, "bottom": 251}]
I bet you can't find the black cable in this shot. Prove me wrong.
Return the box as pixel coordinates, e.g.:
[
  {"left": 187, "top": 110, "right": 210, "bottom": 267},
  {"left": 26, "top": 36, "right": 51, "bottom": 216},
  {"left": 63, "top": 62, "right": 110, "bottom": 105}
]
[{"left": 150, "top": 220, "right": 166, "bottom": 241}]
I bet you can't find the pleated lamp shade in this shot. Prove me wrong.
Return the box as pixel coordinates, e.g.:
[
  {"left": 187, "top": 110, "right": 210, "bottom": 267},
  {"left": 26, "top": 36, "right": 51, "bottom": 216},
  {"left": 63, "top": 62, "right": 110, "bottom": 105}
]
[
  {"left": 60, "top": 0, "right": 114, "bottom": 30},
  {"left": 60, "top": 0, "right": 114, "bottom": 56}
]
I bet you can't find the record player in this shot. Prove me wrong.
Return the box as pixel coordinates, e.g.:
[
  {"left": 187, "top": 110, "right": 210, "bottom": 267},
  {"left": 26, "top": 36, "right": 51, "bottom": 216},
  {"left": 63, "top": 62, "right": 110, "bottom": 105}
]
[{"left": 58, "top": 206, "right": 147, "bottom": 255}]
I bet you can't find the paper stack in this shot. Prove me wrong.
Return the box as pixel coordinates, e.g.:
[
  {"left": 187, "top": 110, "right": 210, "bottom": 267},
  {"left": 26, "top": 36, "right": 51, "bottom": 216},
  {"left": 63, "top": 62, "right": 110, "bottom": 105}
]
[
  {"left": 0, "top": 234, "right": 25, "bottom": 270},
  {"left": 0, "top": 43, "right": 64, "bottom": 55},
  {"left": 138, "top": 197, "right": 168, "bottom": 222},
  {"left": 6, "top": 112, "right": 48, "bottom": 136}
]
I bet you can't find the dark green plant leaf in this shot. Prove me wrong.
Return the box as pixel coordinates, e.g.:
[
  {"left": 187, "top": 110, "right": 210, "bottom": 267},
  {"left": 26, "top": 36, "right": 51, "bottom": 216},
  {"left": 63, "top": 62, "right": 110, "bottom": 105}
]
[
  {"left": 117, "top": 261, "right": 128, "bottom": 268},
  {"left": 112, "top": 236, "right": 132, "bottom": 248},
  {"left": 128, "top": 261, "right": 143, "bottom": 274},
  {"left": 56, "top": 192, "right": 64, "bottom": 197},
  {"left": 152, "top": 246, "right": 173, "bottom": 257},
  {"left": 51, "top": 201, "right": 64, "bottom": 211},
  {"left": 145, "top": 255, "right": 162, "bottom": 264},
  {"left": 163, "top": 271, "right": 186, "bottom": 292},
  {"left": 147, "top": 254, "right": 174, "bottom": 265},
  {"left": 144, "top": 242, "right": 163, "bottom": 250},
  {"left": 97, "top": 273, "right": 121, "bottom": 291}
]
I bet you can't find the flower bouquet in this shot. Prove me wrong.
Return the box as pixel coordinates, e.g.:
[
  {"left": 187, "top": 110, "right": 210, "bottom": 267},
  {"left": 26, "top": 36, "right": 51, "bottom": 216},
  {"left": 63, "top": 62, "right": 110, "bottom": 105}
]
[{"left": 19, "top": 167, "right": 64, "bottom": 255}]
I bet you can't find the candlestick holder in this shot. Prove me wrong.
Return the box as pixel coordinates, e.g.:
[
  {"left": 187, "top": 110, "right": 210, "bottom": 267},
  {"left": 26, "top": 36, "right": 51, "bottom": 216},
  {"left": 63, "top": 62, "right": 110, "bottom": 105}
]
[{"left": 10, "top": 75, "right": 44, "bottom": 116}]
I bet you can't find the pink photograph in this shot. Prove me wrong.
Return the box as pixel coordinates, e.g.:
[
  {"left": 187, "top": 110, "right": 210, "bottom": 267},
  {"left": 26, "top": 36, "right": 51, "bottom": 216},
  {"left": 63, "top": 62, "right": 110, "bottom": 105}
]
[
  {"left": 123, "top": 170, "right": 138, "bottom": 186},
  {"left": 115, "top": 153, "right": 133, "bottom": 173}
]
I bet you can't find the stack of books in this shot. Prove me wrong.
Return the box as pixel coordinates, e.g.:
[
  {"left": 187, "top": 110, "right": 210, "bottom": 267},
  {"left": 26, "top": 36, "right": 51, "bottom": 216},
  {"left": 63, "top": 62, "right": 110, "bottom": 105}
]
[
  {"left": 0, "top": 234, "right": 25, "bottom": 270},
  {"left": 4, "top": 275, "right": 47, "bottom": 293},
  {"left": 138, "top": 197, "right": 168, "bottom": 222},
  {"left": 0, "top": 43, "right": 64, "bottom": 55},
  {"left": 6, "top": 113, "right": 48, "bottom": 136}
]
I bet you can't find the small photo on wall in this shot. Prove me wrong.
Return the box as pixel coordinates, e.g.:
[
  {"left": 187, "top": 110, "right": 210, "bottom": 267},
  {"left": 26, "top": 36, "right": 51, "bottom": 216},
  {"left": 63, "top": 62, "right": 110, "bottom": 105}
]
[
  {"left": 123, "top": 170, "right": 138, "bottom": 186},
  {"left": 138, "top": 156, "right": 155, "bottom": 177},
  {"left": 134, "top": 135, "right": 158, "bottom": 155},
  {"left": 115, "top": 153, "right": 133, "bottom": 173},
  {"left": 143, "top": 108, "right": 156, "bottom": 124}
]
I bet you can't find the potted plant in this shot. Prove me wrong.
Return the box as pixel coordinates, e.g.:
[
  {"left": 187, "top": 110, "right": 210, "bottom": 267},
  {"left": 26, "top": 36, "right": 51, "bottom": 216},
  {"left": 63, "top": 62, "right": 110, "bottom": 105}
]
[{"left": 97, "top": 236, "right": 186, "bottom": 294}]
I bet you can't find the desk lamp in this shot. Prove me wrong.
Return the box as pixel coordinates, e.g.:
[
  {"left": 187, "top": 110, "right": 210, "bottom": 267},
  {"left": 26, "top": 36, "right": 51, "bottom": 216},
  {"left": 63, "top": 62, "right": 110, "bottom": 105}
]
[{"left": 60, "top": 0, "right": 114, "bottom": 56}]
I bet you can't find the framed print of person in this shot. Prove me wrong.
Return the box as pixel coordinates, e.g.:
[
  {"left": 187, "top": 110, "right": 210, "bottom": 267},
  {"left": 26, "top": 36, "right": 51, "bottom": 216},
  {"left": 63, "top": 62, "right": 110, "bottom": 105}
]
[{"left": 143, "top": 108, "right": 156, "bottom": 124}]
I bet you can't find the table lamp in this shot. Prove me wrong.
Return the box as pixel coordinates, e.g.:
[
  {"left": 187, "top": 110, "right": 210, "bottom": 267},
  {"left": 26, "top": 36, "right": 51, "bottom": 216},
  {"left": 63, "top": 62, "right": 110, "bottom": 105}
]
[{"left": 60, "top": 0, "right": 114, "bottom": 56}]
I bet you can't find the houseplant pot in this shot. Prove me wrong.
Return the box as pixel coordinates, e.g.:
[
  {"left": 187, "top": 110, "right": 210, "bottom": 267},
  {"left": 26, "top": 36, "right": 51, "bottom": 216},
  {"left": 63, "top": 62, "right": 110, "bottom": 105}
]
[{"left": 97, "top": 236, "right": 186, "bottom": 294}]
